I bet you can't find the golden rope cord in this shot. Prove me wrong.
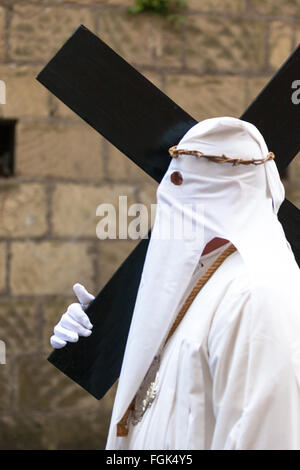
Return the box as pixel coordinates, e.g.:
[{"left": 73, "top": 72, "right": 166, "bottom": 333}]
[
  {"left": 117, "top": 243, "right": 237, "bottom": 437},
  {"left": 168, "top": 145, "right": 275, "bottom": 166}
]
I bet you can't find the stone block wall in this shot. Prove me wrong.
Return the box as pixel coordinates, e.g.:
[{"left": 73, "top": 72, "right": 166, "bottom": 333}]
[{"left": 0, "top": 0, "right": 299, "bottom": 449}]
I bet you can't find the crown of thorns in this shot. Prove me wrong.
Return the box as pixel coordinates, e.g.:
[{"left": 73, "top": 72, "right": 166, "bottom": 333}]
[{"left": 168, "top": 146, "right": 275, "bottom": 166}]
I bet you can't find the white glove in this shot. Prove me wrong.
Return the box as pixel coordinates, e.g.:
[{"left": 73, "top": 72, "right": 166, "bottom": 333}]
[{"left": 50, "top": 283, "right": 95, "bottom": 349}]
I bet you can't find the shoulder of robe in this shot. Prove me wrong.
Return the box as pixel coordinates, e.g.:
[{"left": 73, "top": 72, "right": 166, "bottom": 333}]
[
  {"left": 218, "top": 250, "right": 252, "bottom": 298},
  {"left": 244, "top": 268, "right": 300, "bottom": 343},
  {"left": 209, "top": 253, "right": 300, "bottom": 356},
  {"left": 224, "top": 250, "right": 300, "bottom": 306},
  {"left": 206, "top": 251, "right": 252, "bottom": 334},
  {"left": 250, "top": 262, "right": 300, "bottom": 306}
]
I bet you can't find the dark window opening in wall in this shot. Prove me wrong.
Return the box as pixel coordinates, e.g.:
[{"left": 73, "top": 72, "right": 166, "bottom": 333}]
[{"left": 0, "top": 119, "right": 17, "bottom": 177}]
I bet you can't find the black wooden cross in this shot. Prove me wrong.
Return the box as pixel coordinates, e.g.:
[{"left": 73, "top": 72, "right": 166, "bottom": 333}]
[{"left": 37, "top": 25, "right": 300, "bottom": 400}]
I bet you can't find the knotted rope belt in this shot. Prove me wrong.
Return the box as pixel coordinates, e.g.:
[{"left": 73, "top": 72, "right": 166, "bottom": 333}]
[{"left": 117, "top": 243, "right": 237, "bottom": 437}]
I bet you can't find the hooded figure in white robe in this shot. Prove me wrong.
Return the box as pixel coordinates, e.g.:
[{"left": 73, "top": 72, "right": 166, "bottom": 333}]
[{"left": 106, "top": 116, "right": 300, "bottom": 450}]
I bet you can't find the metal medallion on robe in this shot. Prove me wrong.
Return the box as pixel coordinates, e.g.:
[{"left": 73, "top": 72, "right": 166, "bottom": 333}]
[{"left": 131, "top": 351, "right": 162, "bottom": 425}]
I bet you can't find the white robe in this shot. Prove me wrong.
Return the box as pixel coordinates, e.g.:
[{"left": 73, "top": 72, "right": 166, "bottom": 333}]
[{"left": 106, "top": 248, "right": 300, "bottom": 450}]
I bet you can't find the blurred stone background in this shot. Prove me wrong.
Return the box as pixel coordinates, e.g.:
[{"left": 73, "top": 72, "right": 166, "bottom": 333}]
[{"left": 0, "top": 0, "right": 299, "bottom": 450}]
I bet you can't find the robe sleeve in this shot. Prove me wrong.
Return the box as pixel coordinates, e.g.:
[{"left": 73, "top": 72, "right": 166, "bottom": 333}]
[{"left": 207, "top": 284, "right": 300, "bottom": 450}]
